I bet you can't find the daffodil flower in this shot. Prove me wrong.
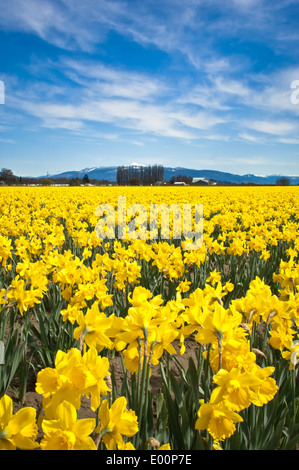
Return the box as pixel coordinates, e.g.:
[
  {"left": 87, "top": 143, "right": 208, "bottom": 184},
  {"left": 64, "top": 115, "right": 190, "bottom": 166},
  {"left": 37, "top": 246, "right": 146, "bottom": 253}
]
[
  {"left": 40, "top": 400, "right": 96, "bottom": 450},
  {"left": 0, "top": 395, "right": 39, "bottom": 450},
  {"left": 96, "top": 397, "right": 138, "bottom": 450},
  {"left": 195, "top": 390, "right": 243, "bottom": 442}
]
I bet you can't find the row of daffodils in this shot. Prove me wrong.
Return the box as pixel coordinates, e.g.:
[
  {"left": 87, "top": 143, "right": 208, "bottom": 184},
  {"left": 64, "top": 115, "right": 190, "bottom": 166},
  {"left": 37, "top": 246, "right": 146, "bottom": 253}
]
[{"left": 0, "top": 185, "right": 299, "bottom": 450}]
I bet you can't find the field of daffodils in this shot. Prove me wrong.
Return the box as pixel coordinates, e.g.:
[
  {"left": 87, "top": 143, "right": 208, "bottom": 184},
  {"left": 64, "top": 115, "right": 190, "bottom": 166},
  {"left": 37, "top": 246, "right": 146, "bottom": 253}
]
[{"left": 0, "top": 185, "right": 298, "bottom": 450}]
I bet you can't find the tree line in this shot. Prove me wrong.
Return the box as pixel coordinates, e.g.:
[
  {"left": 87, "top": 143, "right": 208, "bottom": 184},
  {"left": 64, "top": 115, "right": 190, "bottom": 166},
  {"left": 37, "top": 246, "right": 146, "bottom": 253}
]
[
  {"left": 116, "top": 165, "right": 164, "bottom": 185},
  {"left": 0, "top": 167, "right": 295, "bottom": 187},
  {"left": 0, "top": 168, "right": 116, "bottom": 186}
]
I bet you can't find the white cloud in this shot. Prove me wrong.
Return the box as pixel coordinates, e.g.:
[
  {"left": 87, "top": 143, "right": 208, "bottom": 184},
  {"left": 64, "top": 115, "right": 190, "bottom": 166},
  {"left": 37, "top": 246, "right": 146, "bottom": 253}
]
[
  {"left": 213, "top": 77, "right": 250, "bottom": 97},
  {"left": 0, "top": 0, "right": 107, "bottom": 51},
  {"left": 179, "top": 84, "right": 232, "bottom": 111},
  {"left": 246, "top": 120, "right": 297, "bottom": 135},
  {"left": 238, "top": 132, "right": 260, "bottom": 142},
  {"left": 169, "top": 111, "right": 225, "bottom": 131},
  {"left": 277, "top": 137, "right": 299, "bottom": 144},
  {"left": 238, "top": 67, "right": 299, "bottom": 115},
  {"left": 7, "top": 53, "right": 228, "bottom": 141},
  {"left": 41, "top": 119, "right": 84, "bottom": 131},
  {"left": 238, "top": 132, "right": 267, "bottom": 144},
  {"left": 202, "top": 134, "right": 230, "bottom": 142},
  {"left": 62, "top": 59, "right": 164, "bottom": 101},
  {"left": 12, "top": 95, "right": 196, "bottom": 140},
  {"left": 129, "top": 141, "right": 144, "bottom": 146}
]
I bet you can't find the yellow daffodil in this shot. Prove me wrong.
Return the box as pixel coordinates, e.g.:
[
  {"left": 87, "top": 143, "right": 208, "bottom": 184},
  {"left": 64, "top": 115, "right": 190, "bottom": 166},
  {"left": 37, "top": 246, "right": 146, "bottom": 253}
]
[
  {"left": 40, "top": 400, "right": 96, "bottom": 450},
  {"left": 6, "top": 276, "right": 41, "bottom": 315},
  {"left": 211, "top": 365, "right": 277, "bottom": 412},
  {"left": 195, "top": 390, "right": 243, "bottom": 441},
  {"left": 73, "top": 301, "right": 115, "bottom": 352},
  {"left": 282, "top": 339, "right": 299, "bottom": 370},
  {"left": 206, "top": 269, "right": 222, "bottom": 286},
  {"left": 96, "top": 397, "right": 138, "bottom": 450},
  {"left": 1, "top": 183, "right": 299, "bottom": 450},
  {"left": 0, "top": 395, "right": 39, "bottom": 450},
  {"left": 36, "top": 347, "right": 111, "bottom": 414}
]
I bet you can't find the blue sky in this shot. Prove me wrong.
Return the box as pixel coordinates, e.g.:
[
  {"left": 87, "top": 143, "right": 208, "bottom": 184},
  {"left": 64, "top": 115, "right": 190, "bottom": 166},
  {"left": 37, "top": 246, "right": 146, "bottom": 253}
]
[{"left": 0, "top": 0, "right": 299, "bottom": 177}]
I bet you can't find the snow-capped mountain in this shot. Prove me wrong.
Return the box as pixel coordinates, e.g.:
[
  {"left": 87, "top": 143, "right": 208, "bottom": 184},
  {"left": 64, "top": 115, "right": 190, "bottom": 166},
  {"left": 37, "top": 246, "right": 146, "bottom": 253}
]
[{"left": 38, "top": 166, "right": 299, "bottom": 185}]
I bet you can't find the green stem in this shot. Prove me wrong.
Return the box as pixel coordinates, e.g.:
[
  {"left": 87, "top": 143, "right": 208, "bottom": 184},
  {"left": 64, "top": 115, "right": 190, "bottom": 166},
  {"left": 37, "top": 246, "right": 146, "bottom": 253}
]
[
  {"left": 134, "top": 331, "right": 149, "bottom": 449},
  {"left": 204, "top": 345, "right": 211, "bottom": 402},
  {"left": 120, "top": 354, "right": 133, "bottom": 409},
  {"left": 291, "top": 369, "right": 296, "bottom": 416},
  {"left": 250, "top": 321, "right": 256, "bottom": 352}
]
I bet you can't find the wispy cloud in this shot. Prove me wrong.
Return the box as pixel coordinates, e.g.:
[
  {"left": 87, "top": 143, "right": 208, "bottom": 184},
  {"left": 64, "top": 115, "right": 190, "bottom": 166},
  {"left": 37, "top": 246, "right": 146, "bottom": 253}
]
[
  {"left": 61, "top": 59, "right": 164, "bottom": 101},
  {"left": 0, "top": 0, "right": 107, "bottom": 51},
  {"left": 7, "top": 53, "right": 229, "bottom": 141},
  {"left": 6, "top": 53, "right": 299, "bottom": 148},
  {"left": 0, "top": 0, "right": 295, "bottom": 63},
  {"left": 238, "top": 133, "right": 261, "bottom": 143},
  {"left": 277, "top": 137, "right": 299, "bottom": 144},
  {"left": 245, "top": 120, "right": 297, "bottom": 136}
]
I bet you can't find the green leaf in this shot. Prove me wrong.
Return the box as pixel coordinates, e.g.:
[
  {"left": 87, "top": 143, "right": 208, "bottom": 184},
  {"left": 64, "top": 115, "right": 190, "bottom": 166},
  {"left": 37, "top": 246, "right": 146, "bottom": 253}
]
[
  {"left": 160, "top": 362, "right": 185, "bottom": 449},
  {"left": 186, "top": 357, "right": 204, "bottom": 402},
  {"left": 261, "top": 419, "right": 285, "bottom": 450},
  {"left": 169, "top": 371, "right": 183, "bottom": 409}
]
